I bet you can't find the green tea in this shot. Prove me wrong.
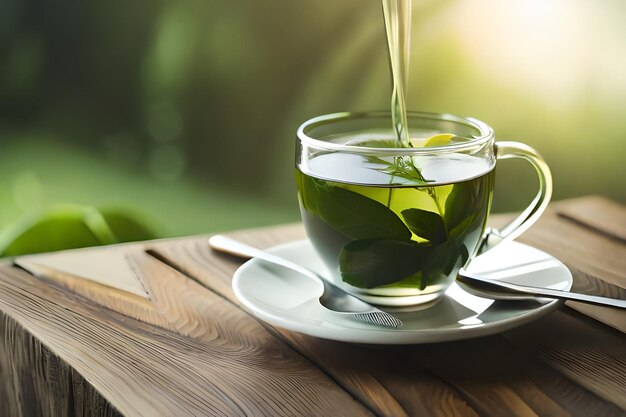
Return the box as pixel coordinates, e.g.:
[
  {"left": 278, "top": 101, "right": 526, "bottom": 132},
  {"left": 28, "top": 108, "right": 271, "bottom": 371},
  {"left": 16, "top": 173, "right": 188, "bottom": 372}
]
[{"left": 296, "top": 139, "right": 494, "bottom": 298}]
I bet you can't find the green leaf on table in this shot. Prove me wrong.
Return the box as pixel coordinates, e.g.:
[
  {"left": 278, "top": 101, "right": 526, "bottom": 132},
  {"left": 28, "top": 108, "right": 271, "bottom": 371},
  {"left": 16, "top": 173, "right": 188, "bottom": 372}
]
[
  {"left": 401, "top": 208, "right": 446, "bottom": 244},
  {"left": 0, "top": 210, "right": 101, "bottom": 257},
  {"left": 0, "top": 206, "right": 158, "bottom": 257},
  {"left": 339, "top": 239, "right": 427, "bottom": 288},
  {"left": 317, "top": 186, "right": 411, "bottom": 240},
  {"left": 99, "top": 209, "right": 158, "bottom": 243}
]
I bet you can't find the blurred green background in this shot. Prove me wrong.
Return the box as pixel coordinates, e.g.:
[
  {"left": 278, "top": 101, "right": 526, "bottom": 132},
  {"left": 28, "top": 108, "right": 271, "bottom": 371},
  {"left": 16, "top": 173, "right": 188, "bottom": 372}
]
[{"left": 1, "top": 0, "right": 625, "bottom": 243}]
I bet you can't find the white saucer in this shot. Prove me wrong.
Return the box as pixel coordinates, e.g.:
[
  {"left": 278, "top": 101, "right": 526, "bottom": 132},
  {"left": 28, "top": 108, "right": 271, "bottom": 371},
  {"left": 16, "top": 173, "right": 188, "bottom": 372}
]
[{"left": 232, "top": 240, "right": 572, "bottom": 344}]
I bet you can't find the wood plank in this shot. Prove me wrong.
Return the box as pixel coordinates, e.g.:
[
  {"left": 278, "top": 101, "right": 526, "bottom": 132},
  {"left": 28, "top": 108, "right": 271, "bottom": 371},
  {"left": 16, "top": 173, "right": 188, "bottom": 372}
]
[
  {"left": 15, "top": 246, "right": 150, "bottom": 298},
  {"left": 147, "top": 224, "right": 307, "bottom": 303},
  {"left": 15, "top": 247, "right": 183, "bottom": 335},
  {"left": 410, "top": 335, "right": 625, "bottom": 417},
  {"left": 0, "top": 258, "right": 375, "bottom": 417},
  {"left": 566, "top": 267, "right": 626, "bottom": 333},
  {"left": 555, "top": 196, "right": 626, "bottom": 243},
  {"left": 273, "top": 333, "right": 480, "bottom": 417},
  {"left": 0, "top": 312, "right": 123, "bottom": 417},
  {"left": 517, "top": 211, "right": 625, "bottom": 290},
  {"left": 150, "top": 225, "right": 625, "bottom": 417},
  {"left": 513, "top": 204, "right": 626, "bottom": 334},
  {"left": 504, "top": 309, "right": 626, "bottom": 410}
]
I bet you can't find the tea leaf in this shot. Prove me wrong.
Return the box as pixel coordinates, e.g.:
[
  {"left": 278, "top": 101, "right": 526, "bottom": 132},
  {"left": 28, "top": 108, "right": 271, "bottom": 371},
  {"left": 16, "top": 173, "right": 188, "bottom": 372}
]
[
  {"left": 401, "top": 208, "right": 446, "bottom": 244},
  {"left": 443, "top": 180, "right": 480, "bottom": 231},
  {"left": 296, "top": 171, "right": 323, "bottom": 215},
  {"left": 421, "top": 242, "right": 469, "bottom": 289},
  {"left": 380, "top": 271, "right": 424, "bottom": 289},
  {"left": 339, "top": 239, "right": 427, "bottom": 288},
  {"left": 448, "top": 213, "right": 478, "bottom": 240},
  {"left": 317, "top": 186, "right": 411, "bottom": 240}
]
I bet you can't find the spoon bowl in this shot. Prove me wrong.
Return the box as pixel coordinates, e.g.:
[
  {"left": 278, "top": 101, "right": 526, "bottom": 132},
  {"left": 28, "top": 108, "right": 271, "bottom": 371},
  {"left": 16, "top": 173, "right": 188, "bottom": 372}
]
[
  {"left": 457, "top": 270, "right": 626, "bottom": 309},
  {"left": 208, "top": 235, "right": 403, "bottom": 328}
]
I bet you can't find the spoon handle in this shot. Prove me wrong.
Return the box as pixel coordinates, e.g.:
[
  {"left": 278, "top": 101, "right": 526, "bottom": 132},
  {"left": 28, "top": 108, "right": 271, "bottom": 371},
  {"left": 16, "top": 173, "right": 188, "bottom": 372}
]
[
  {"left": 208, "top": 235, "right": 322, "bottom": 284},
  {"left": 458, "top": 272, "right": 626, "bottom": 309}
]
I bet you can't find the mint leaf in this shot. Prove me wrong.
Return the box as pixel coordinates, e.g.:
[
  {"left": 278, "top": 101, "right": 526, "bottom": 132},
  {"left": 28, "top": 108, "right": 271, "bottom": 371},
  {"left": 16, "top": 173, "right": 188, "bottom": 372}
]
[
  {"left": 339, "top": 239, "right": 427, "bottom": 288},
  {"left": 448, "top": 213, "right": 477, "bottom": 239},
  {"left": 401, "top": 208, "right": 446, "bottom": 244},
  {"left": 317, "top": 186, "right": 411, "bottom": 240},
  {"left": 444, "top": 177, "right": 489, "bottom": 231},
  {"left": 421, "top": 242, "right": 469, "bottom": 289}
]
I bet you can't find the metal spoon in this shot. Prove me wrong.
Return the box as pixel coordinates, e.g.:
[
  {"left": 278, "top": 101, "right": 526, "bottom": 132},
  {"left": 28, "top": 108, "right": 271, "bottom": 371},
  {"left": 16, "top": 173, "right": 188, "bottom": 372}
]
[
  {"left": 208, "top": 235, "right": 403, "bottom": 328},
  {"left": 457, "top": 270, "right": 626, "bottom": 309}
]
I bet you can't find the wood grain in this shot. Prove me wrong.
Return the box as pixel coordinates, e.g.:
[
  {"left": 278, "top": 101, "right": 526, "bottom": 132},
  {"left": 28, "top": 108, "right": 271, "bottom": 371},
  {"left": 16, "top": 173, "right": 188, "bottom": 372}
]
[
  {"left": 555, "top": 196, "right": 626, "bottom": 243},
  {"left": 569, "top": 268, "right": 626, "bottom": 299},
  {"left": 504, "top": 309, "right": 626, "bottom": 410},
  {"left": 0, "top": 311, "right": 123, "bottom": 417},
  {"left": 0, "top": 258, "right": 375, "bottom": 417},
  {"left": 512, "top": 199, "right": 626, "bottom": 334}
]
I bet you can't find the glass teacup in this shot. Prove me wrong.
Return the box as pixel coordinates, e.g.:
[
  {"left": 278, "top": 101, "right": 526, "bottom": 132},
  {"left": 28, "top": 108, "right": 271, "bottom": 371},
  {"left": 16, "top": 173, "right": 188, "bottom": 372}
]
[{"left": 295, "top": 112, "right": 552, "bottom": 307}]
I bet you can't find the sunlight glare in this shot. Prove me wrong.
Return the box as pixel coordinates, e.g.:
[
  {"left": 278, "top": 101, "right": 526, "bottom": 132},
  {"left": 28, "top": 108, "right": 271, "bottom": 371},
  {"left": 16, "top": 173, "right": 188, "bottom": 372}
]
[{"left": 446, "top": 0, "right": 625, "bottom": 108}]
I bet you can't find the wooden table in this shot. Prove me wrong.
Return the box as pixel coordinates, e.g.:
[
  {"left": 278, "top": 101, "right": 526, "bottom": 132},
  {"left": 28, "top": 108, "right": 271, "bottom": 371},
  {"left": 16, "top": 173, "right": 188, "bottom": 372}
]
[{"left": 0, "top": 196, "right": 624, "bottom": 417}]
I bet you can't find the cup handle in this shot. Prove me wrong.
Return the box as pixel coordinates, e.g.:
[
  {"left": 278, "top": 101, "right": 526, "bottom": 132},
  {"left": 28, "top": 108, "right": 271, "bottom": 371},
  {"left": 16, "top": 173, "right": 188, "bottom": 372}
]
[{"left": 480, "top": 141, "right": 553, "bottom": 253}]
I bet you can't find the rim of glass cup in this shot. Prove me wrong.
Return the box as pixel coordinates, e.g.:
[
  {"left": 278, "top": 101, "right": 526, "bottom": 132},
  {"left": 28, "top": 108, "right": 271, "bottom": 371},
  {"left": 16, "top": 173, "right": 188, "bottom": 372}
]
[{"left": 297, "top": 111, "right": 495, "bottom": 155}]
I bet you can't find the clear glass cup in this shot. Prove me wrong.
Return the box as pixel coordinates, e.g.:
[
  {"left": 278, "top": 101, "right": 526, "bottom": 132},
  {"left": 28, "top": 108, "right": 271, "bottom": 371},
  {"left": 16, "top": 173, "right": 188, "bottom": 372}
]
[{"left": 295, "top": 111, "right": 552, "bottom": 308}]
